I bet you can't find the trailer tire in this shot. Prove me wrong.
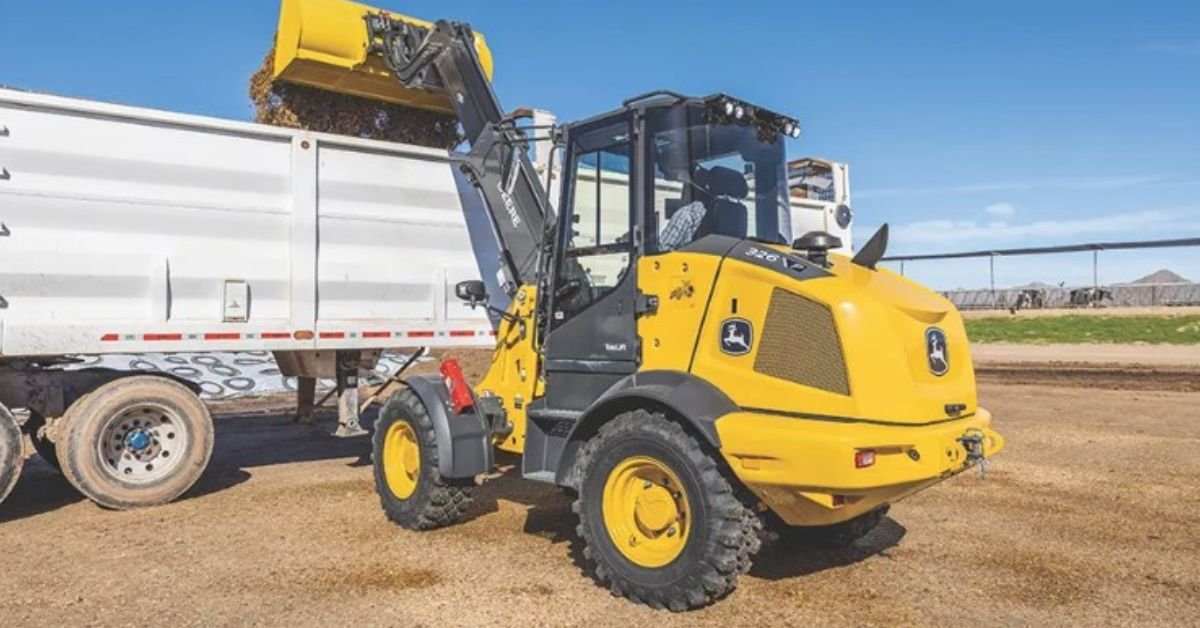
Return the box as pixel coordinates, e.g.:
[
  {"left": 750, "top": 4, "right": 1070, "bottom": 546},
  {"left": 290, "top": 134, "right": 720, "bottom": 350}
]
[
  {"left": 1, "top": 404, "right": 24, "bottom": 506},
  {"left": 24, "top": 411, "right": 61, "bottom": 472},
  {"left": 574, "top": 410, "right": 761, "bottom": 611},
  {"left": 56, "top": 376, "right": 214, "bottom": 510},
  {"left": 372, "top": 388, "right": 472, "bottom": 530}
]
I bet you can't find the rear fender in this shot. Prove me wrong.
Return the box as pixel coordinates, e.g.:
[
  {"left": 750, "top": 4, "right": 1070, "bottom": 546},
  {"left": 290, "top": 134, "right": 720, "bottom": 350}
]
[{"left": 555, "top": 370, "right": 737, "bottom": 486}]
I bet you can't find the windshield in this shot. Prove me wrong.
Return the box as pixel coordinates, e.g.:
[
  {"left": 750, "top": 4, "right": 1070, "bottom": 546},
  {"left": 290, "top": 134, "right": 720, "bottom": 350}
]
[{"left": 646, "top": 105, "right": 792, "bottom": 252}]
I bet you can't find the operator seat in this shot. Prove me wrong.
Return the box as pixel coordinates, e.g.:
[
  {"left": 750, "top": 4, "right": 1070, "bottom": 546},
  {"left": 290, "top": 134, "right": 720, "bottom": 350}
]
[{"left": 696, "top": 166, "right": 749, "bottom": 238}]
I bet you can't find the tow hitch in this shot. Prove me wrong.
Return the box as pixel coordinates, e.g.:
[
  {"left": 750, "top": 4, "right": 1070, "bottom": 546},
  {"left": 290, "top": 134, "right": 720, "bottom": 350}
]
[{"left": 957, "top": 428, "right": 990, "bottom": 478}]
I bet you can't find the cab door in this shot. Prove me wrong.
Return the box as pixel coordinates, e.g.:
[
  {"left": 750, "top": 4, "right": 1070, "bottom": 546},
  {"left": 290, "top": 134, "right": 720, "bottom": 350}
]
[{"left": 541, "top": 116, "right": 639, "bottom": 411}]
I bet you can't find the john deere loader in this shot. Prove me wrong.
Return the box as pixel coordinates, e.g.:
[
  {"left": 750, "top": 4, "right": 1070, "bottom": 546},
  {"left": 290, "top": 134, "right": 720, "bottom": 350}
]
[{"left": 272, "top": 0, "right": 1004, "bottom": 610}]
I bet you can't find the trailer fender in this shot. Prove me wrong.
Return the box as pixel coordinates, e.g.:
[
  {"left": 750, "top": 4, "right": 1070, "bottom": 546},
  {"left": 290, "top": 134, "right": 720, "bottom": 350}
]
[
  {"left": 555, "top": 370, "right": 738, "bottom": 486},
  {"left": 403, "top": 375, "right": 493, "bottom": 479}
]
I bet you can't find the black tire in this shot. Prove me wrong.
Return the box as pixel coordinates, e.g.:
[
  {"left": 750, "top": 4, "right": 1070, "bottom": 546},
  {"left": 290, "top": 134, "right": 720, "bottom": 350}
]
[
  {"left": 24, "top": 411, "right": 61, "bottom": 472},
  {"left": 770, "top": 505, "right": 890, "bottom": 548},
  {"left": 372, "top": 388, "right": 472, "bottom": 530},
  {"left": 1, "top": 404, "right": 24, "bottom": 506},
  {"left": 56, "top": 376, "right": 214, "bottom": 510},
  {"left": 573, "top": 410, "right": 762, "bottom": 611}
]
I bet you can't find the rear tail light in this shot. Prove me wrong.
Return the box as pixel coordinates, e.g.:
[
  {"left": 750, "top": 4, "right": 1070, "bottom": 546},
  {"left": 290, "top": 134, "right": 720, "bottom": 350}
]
[{"left": 854, "top": 449, "right": 876, "bottom": 469}]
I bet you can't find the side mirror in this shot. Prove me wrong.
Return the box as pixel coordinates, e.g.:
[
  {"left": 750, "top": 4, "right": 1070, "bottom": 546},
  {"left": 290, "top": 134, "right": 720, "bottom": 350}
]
[{"left": 455, "top": 280, "right": 488, "bottom": 306}]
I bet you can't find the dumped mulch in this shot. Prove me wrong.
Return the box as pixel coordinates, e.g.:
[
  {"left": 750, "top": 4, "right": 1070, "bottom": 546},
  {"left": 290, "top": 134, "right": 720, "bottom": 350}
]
[{"left": 249, "top": 47, "right": 460, "bottom": 148}]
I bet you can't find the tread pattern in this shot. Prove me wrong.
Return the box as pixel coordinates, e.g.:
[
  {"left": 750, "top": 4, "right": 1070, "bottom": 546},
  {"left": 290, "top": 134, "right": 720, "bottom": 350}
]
[
  {"left": 0, "top": 405, "right": 23, "bottom": 506},
  {"left": 24, "top": 411, "right": 61, "bottom": 472},
  {"left": 372, "top": 388, "right": 472, "bottom": 530},
  {"left": 572, "top": 410, "right": 763, "bottom": 611},
  {"left": 769, "top": 505, "right": 889, "bottom": 548},
  {"left": 56, "top": 376, "right": 214, "bottom": 510}
]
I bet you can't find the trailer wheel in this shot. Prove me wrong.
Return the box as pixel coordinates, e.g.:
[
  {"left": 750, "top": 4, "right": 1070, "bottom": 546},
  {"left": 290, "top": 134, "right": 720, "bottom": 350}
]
[
  {"left": 574, "top": 410, "right": 761, "bottom": 611},
  {"left": 56, "top": 376, "right": 214, "bottom": 510},
  {"left": 372, "top": 388, "right": 472, "bottom": 530},
  {"left": 24, "top": 411, "right": 61, "bottom": 472},
  {"left": 1, "top": 404, "right": 24, "bottom": 506}
]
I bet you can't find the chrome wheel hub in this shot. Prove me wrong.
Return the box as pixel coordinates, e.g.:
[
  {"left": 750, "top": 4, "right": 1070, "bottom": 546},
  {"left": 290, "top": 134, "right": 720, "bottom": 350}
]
[{"left": 97, "top": 404, "right": 188, "bottom": 485}]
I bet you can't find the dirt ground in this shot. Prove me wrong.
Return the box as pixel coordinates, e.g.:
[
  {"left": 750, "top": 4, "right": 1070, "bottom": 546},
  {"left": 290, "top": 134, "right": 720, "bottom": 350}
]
[
  {"left": 971, "top": 343, "right": 1200, "bottom": 393},
  {"left": 2, "top": 375, "right": 1199, "bottom": 626}
]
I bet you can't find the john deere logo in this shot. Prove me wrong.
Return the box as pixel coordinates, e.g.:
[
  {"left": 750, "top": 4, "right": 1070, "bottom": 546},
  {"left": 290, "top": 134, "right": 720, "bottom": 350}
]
[
  {"left": 926, "top": 327, "right": 949, "bottom": 376},
  {"left": 720, "top": 318, "right": 753, "bottom": 356}
]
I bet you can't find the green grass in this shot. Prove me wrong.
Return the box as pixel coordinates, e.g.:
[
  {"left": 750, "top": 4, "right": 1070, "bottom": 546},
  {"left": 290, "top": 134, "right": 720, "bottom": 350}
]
[{"left": 965, "top": 315, "right": 1200, "bottom": 345}]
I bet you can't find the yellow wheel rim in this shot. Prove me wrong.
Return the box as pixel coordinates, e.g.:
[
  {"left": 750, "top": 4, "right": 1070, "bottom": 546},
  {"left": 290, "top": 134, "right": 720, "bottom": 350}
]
[
  {"left": 382, "top": 421, "right": 420, "bottom": 499},
  {"left": 601, "top": 455, "right": 692, "bottom": 568}
]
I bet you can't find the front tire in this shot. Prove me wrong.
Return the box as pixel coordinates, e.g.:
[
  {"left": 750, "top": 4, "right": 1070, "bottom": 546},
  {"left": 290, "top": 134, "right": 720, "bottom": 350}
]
[
  {"left": 574, "top": 410, "right": 761, "bottom": 611},
  {"left": 0, "top": 404, "right": 24, "bottom": 506},
  {"left": 372, "top": 388, "right": 472, "bottom": 530},
  {"left": 56, "top": 376, "right": 214, "bottom": 510}
]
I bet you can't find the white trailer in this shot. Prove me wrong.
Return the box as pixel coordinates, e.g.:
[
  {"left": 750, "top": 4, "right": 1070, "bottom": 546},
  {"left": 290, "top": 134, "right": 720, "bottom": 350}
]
[
  {"left": 0, "top": 87, "right": 498, "bottom": 509},
  {"left": 0, "top": 87, "right": 855, "bottom": 510}
]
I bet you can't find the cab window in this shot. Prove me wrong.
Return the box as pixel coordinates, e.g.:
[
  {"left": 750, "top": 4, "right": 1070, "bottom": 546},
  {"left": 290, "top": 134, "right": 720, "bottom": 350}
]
[{"left": 553, "top": 123, "right": 633, "bottom": 325}]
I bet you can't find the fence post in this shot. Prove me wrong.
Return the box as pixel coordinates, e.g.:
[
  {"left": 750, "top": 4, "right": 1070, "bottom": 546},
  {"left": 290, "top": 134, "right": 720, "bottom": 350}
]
[{"left": 989, "top": 255, "right": 996, "bottom": 309}]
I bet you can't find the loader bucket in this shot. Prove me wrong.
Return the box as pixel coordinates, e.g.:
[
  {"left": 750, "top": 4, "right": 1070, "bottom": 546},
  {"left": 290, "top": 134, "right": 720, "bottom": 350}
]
[{"left": 272, "top": 0, "right": 495, "bottom": 113}]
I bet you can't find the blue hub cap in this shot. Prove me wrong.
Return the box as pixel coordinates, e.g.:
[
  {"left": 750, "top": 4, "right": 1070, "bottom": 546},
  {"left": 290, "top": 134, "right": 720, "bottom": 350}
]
[{"left": 125, "top": 429, "right": 152, "bottom": 452}]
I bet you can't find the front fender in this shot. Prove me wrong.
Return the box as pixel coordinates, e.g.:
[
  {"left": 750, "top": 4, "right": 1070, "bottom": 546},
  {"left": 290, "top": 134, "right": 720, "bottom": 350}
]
[{"left": 404, "top": 375, "right": 493, "bottom": 479}]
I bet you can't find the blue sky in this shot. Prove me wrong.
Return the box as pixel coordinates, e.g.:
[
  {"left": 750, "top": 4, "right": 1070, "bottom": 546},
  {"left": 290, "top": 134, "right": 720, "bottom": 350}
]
[{"left": 2, "top": 0, "right": 1197, "bottom": 289}]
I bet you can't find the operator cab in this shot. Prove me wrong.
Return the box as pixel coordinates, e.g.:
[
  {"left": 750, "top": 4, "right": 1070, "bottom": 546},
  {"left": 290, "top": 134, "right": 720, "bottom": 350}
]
[{"left": 541, "top": 93, "right": 801, "bottom": 410}]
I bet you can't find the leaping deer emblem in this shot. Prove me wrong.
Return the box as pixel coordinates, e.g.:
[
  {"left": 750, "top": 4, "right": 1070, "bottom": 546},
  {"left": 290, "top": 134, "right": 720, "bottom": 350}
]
[
  {"left": 927, "top": 329, "right": 949, "bottom": 375},
  {"left": 724, "top": 324, "right": 749, "bottom": 351}
]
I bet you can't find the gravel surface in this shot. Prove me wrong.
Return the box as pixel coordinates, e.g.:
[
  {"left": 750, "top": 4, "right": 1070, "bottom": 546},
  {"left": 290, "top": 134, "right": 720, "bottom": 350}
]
[{"left": 2, "top": 381, "right": 1198, "bottom": 627}]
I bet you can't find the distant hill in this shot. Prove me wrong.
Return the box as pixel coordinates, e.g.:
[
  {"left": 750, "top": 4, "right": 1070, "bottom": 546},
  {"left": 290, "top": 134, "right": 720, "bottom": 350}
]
[
  {"left": 1012, "top": 281, "right": 1058, "bottom": 290},
  {"left": 1129, "top": 269, "right": 1191, "bottom": 285}
]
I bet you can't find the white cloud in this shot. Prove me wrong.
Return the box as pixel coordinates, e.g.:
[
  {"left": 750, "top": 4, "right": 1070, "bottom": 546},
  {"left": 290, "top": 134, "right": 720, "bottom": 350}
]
[
  {"left": 984, "top": 202, "right": 1016, "bottom": 218},
  {"left": 856, "top": 175, "right": 1163, "bottom": 200},
  {"left": 888, "top": 208, "right": 1198, "bottom": 247}
]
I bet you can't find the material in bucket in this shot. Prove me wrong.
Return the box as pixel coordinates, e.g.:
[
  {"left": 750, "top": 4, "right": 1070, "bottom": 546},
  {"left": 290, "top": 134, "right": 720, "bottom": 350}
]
[{"left": 272, "top": 0, "right": 495, "bottom": 113}]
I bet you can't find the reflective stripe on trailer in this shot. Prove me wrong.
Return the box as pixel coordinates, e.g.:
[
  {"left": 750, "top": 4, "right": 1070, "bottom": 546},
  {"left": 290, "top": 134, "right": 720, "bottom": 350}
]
[{"left": 97, "top": 329, "right": 493, "bottom": 342}]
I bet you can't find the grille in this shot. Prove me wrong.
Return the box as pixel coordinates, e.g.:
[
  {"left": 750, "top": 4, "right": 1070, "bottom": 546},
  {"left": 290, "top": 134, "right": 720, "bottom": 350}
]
[{"left": 754, "top": 288, "right": 849, "bottom": 395}]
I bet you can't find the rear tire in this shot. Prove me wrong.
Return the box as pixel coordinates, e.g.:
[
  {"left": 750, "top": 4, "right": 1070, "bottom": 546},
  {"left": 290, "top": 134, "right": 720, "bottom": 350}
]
[
  {"left": 372, "top": 388, "right": 472, "bottom": 530},
  {"left": 0, "top": 404, "right": 23, "bottom": 506},
  {"left": 771, "top": 505, "right": 890, "bottom": 548},
  {"left": 56, "top": 376, "right": 214, "bottom": 510},
  {"left": 574, "top": 410, "right": 761, "bottom": 611}
]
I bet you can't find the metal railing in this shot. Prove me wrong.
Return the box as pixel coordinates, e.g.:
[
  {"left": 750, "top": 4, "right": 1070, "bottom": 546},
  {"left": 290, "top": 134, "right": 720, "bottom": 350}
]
[{"left": 882, "top": 236, "right": 1200, "bottom": 310}]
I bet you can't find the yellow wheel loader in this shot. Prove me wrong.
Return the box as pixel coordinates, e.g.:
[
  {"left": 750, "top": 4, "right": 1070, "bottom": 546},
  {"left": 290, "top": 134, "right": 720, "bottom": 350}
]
[{"left": 273, "top": 0, "right": 1004, "bottom": 610}]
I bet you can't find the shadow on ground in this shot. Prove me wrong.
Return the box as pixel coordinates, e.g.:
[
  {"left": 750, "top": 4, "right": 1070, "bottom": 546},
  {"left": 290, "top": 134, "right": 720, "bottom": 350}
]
[
  {"left": 0, "top": 406, "right": 377, "bottom": 524},
  {"left": 465, "top": 454, "right": 904, "bottom": 585}
]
